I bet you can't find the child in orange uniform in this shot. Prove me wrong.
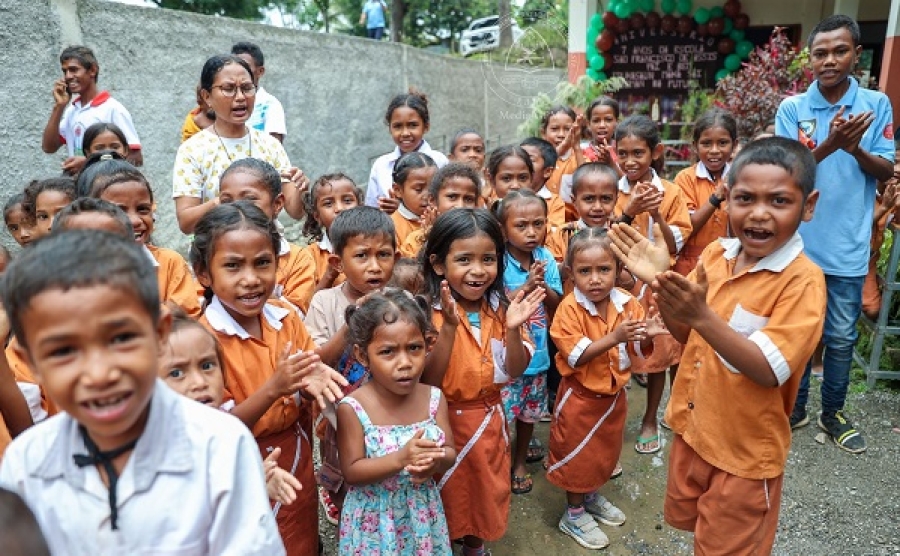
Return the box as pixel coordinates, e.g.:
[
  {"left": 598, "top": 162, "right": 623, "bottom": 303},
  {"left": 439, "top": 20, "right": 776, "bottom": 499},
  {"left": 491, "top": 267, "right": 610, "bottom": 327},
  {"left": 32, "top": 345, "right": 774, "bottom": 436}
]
[
  {"left": 422, "top": 208, "right": 545, "bottom": 556},
  {"left": 389, "top": 152, "right": 437, "bottom": 247},
  {"left": 611, "top": 137, "right": 826, "bottom": 555},
  {"left": 90, "top": 162, "right": 201, "bottom": 317},
  {"left": 219, "top": 158, "right": 316, "bottom": 314},
  {"left": 302, "top": 173, "right": 362, "bottom": 295},
  {"left": 521, "top": 137, "right": 566, "bottom": 229},
  {"left": 673, "top": 108, "right": 737, "bottom": 276},
  {"left": 483, "top": 145, "right": 534, "bottom": 206},
  {"left": 192, "top": 201, "right": 348, "bottom": 555},
  {"left": 614, "top": 115, "right": 692, "bottom": 454},
  {"left": 548, "top": 227, "right": 664, "bottom": 550}
]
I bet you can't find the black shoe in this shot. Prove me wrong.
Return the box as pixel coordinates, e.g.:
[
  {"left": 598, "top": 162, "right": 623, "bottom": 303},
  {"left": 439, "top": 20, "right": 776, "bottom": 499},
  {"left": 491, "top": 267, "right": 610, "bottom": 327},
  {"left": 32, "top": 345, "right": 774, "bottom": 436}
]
[
  {"left": 790, "top": 406, "right": 809, "bottom": 430},
  {"left": 818, "top": 411, "right": 867, "bottom": 454}
]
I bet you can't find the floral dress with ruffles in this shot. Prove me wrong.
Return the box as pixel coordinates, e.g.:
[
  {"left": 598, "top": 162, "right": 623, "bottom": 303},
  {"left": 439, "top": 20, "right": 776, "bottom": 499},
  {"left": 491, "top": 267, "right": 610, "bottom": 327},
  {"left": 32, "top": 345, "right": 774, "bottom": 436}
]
[{"left": 338, "top": 386, "right": 452, "bottom": 555}]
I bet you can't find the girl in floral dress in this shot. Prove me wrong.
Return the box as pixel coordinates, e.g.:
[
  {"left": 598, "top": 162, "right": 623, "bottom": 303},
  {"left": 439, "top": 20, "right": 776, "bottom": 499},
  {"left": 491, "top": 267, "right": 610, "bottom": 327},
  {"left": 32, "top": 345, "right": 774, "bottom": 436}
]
[{"left": 336, "top": 288, "right": 457, "bottom": 555}]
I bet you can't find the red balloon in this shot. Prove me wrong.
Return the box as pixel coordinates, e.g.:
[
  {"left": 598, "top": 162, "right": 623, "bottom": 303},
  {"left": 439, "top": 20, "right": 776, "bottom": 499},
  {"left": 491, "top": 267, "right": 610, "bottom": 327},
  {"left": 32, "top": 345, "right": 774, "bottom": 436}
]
[
  {"left": 597, "top": 29, "right": 616, "bottom": 51},
  {"left": 604, "top": 54, "right": 613, "bottom": 70},
  {"left": 708, "top": 16, "right": 725, "bottom": 36},
  {"left": 677, "top": 15, "right": 693, "bottom": 34},
  {"left": 723, "top": 0, "right": 741, "bottom": 18},
  {"left": 602, "top": 11, "right": 619, "bottom": 28},
  {"left": 717, "top": 37, "right": 735, "bottom": 54},
  {"left": 696, "top": 22, "right": 708, "bottom": 36},
  {"left": 645, "top": 11, "right": 661, "bottom": 29},
  {"left": 616, "top": 18, "right": 630, "bottom": 34},
  {"left": 734, "top": 13, "right": 750, "bottom": 30},
  {"left": 661, "top": 14, "right": 676, "bottom": 32},
  {"left": 630, "top": 12, "right": 646, "bottom": 30}
]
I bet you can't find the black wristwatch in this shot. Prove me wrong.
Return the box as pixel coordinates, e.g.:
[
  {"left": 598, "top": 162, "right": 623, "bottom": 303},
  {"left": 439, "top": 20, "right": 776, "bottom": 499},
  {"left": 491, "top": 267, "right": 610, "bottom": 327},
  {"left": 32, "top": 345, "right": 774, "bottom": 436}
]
[
  {"left": 619, "top": 213, "right": 634, "bottom": 225},
  {"left": 709, "top": 193, "right": 724, "bottom": 209}
]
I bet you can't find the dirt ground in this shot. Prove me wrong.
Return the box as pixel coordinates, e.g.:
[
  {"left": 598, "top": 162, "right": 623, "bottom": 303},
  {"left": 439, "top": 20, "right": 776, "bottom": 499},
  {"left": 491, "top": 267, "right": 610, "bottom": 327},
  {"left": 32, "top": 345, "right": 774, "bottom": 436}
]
[{"left": 320, "top": 380, "right": 900, "bottom": 555}]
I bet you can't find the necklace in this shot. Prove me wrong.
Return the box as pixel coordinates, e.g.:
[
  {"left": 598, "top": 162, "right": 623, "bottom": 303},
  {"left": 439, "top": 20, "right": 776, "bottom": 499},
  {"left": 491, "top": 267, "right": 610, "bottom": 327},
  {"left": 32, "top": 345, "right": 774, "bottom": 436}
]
[{"left": 213, "top": 123, "right": 251, "bottom": 162}]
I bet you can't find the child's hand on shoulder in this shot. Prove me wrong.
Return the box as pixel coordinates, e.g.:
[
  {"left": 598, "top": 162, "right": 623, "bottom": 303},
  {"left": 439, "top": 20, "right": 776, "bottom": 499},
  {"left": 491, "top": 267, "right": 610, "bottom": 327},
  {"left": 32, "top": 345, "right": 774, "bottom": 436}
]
[
  {"left": 439, "top": 280, "right": 460, "bottom": 326},
  {"left": 378, "top": 191, "right": 400, "bottom": 215},
  {"left": 614, "top": 312, "right": 647, "bottom": 343},
  {"left": 300, "top": 363, "right": 349, "bottom": 410},
  {"left": 263, "top": 447, "right": 302, "bottom": 505},
  {"left": 652, "top": 261, "right": 710, "bottom": 327},
  {"left": 506, "top": 287, "right": 546, "bottom": 330}
]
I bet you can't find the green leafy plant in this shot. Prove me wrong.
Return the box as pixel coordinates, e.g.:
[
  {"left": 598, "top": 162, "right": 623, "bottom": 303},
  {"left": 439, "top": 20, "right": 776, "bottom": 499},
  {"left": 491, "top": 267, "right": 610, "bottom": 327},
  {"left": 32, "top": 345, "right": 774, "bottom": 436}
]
[{"left": 518, "top": 75, "right": 627, "bottom": 137}]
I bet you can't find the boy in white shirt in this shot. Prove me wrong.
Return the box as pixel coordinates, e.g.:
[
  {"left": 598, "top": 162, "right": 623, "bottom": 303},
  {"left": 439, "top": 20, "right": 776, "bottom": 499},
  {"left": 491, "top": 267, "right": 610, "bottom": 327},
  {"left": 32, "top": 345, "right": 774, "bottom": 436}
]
[{"left": 0, "top": 230, "right": 283, "bottom": 556}]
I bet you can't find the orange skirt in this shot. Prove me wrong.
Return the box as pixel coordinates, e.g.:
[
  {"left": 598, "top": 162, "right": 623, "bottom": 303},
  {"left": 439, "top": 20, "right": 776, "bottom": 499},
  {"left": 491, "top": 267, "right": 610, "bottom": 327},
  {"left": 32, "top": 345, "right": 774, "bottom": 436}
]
[
  {"left": 257, "top": 420, "right": 318, "bottom": 556},
  {"left": 438, "top": 395, "right": 510, "bottom": 541},
  {"left": 546, "top": 376, "right": 627, "bottom": 493}
]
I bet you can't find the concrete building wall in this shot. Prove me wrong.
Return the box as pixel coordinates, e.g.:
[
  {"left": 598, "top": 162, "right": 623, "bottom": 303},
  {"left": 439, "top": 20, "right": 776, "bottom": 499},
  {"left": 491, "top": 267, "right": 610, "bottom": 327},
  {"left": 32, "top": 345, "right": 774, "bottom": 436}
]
[{"left": 0, "top": 0, "right": 564, "bottom": 251}]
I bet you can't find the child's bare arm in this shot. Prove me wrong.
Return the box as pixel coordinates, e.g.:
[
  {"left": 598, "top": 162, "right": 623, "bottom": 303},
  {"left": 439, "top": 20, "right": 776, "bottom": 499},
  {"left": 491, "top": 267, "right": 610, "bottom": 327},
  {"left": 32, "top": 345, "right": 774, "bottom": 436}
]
[
  {"left": 314, "top": 324, "right": 349, "bottom": 368},
  {"left": 652, "top": 215, "right": 678, "bottom": 255},
  {"left": 422, "top": 281, "right": 458, "bottom": 387},
  {"left": 655, "top": 266, "right": 778, "bottom": 387},
  {"left": 0, "top": 350, "right": 33, "bottom": 437}
]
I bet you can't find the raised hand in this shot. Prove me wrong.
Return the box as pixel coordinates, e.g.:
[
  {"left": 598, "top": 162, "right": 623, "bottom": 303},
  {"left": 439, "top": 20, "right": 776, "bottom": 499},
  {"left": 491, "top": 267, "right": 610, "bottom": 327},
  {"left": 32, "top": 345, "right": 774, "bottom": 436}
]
[
  {"left": 653, "top": 260, "right": 710, "bottom": 328},
  {"left": 645, "top": 305, "right": 670, "bottom": 338},
  {"left": 439, "top": 280, "right": 460, "bottom": 326},
  {"left": 300, "top": 363, "right": 349, "bottom": 410},
  {"left": 270, "top": 343, "right": 323, "bottom": 398},
  {"left": 827, "top": 107, "right": 874, "bottom": 153},
  {"left": 614, "top": 313, "right": 647, "bottom": 343},
  {"left": 378, "top": 195, "right": 400, "bottom": 215},
  {"left": 506, "top": 287, "right": 546, "bottom": 329},
  {"left": 52, "top": 78, "right": 69, "bottom": 106},
  {"left": 608, "top": 223, "right": 670, "bottom": 284},
  {"left": 420, "top": 205, "right": 438, "bottom": 230}
]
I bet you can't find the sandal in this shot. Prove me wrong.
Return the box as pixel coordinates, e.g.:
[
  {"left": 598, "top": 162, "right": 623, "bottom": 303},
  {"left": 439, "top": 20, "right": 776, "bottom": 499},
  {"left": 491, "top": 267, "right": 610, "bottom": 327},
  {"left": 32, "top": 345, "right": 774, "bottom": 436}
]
[
  {"left": 633, "top": 374, "right": 648, "bottom": 388},
  {"left": 511, "top": 473, "right": 533, "bottom": 494},
  {"left": 635, "top": 434, "right": 660, "bottom": 454},
  {"left": 526, "top": 438, "right": 545, "bottom": 463},
  {"left": 610, "top": 461, "right": 623, "bottom": 479}
]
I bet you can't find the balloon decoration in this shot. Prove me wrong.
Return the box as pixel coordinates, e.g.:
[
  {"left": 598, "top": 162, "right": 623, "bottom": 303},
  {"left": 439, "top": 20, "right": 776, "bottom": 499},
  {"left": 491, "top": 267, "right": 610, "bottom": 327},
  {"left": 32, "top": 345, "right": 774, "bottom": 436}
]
[{"left": 584, "top": 1, "right": 754, "bottom": 83}]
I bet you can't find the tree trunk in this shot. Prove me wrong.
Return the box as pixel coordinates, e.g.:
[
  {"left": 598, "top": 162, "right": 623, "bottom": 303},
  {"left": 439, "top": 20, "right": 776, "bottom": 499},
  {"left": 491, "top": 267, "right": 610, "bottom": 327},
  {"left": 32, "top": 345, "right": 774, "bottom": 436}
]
[
  {"left": 499, "top": 0, "right": 512, "bottom": 48},
  {"left": 391, "top": 0, "right": 405, "bottom": 42}
]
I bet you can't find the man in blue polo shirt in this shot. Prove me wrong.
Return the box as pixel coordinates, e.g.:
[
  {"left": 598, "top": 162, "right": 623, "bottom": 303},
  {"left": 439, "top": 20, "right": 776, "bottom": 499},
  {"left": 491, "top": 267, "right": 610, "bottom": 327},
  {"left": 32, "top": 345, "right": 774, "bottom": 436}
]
[
  {"left": 776, "top": 15, "right": 894, "bottom": 454},
  {"left": 360, "top": 0, "right": 387, "bottom": 40}
]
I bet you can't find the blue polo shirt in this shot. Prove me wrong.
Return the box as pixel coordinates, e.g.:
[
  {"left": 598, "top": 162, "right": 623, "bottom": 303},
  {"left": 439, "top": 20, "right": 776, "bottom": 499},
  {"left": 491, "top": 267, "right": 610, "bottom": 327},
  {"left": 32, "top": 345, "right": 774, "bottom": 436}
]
[
  {"left": 362, "top": 0, "right": 385, "bottom": 29},
  {"left": 504, "top": 246, "right": 563, "bottom": 376},
  {"left": 775, "top": 78, "right": 894, "bottom": 276}
]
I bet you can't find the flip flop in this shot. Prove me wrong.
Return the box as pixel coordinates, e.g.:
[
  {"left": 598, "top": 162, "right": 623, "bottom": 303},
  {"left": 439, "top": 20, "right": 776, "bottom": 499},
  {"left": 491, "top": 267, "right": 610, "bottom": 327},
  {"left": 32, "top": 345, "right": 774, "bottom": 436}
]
[
  {"left": 526, "top": 438, "right": 545, "bottom": 463},
  {"left": 635, "top": 434, "right": 660, "bottom": 454},
  {"left": 610, "top": 461, "right": 623, "bottom": 479},
  {"left": 633, "top": 374, "right": 648, "bottom": 388},
  {"left": 511, "top": 473, "right": 533, "bottom": 494}
]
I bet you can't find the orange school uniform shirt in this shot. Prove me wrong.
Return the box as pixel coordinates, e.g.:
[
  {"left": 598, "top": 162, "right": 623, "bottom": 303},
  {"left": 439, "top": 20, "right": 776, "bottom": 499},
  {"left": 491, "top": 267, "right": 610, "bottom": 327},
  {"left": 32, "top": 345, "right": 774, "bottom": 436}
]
[
  {"left": 431, "top": 297, "right": 533, "bottom": 404},
  {"left": 400, "top": 228, "right": 427, "bottom": 259},
  {"left": 537, "top": 185, "right": 566, "bottom": 230},
  {"left": 545, "top": 152, "right": 579, "bottom": 196},
  {"left": 391, "top": 205, "right": 422, "bottom": 251},
  {"left": 303, "top": 235, "right": 345, "bottom": 290},
  {"left": 550, "top": 287, "right": 645, "bottom": 395},
  {"left": 200, "top": 297, "right": 317, "bottom": 438},
  {"left": 615, "top": 172, "right": 692, "bottom": 265},
  {"left": 145, "top": 245, "right": 201, "bottom": 318},
  {"left": 275, "top": 237, "right": 316, "bottom": 314},
  {"left": 5, "top": 339, "right": 57, "bottom": 419},
  {"left": 664, "top": 234, "right": 826, "bottom": 480},
  {"left": 673, "top": 163, "right": 729, "bottom": 254}
]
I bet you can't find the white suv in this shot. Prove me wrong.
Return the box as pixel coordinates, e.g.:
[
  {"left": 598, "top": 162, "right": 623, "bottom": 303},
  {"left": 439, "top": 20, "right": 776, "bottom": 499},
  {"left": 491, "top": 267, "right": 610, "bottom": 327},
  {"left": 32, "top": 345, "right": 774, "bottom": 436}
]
[{"left": 460, "top": 16, "right": 524, "bottom": 56}]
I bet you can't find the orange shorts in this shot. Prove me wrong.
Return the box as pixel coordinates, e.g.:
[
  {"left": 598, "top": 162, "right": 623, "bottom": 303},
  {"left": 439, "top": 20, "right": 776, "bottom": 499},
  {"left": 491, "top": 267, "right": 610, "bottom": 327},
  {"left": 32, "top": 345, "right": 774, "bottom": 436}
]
[{"left": 664, "top": 435, "right": 783, "bottom": 556}]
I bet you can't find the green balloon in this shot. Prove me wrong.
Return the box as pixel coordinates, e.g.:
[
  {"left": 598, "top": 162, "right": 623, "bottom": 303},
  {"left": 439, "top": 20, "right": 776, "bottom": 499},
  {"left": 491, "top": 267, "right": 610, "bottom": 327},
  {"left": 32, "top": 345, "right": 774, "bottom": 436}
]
[
  {"left": 724, "top": 53, "right": 742, "bottom": 71},
  {"left": 590, "top": 13, "right": 603, "bottom": 30},
  {"left": 587, "top": 43, "right": 599, "bottom": 57},
  {"left": 709, "top": 6, "right": 724, "bottom": 18},
  {"left": 736, "top": 40, "right": 754, "bottom": 59},
  {"left": 676, "top": 0, "right": 692, "bottom": 15},
  {"left": 729, "top": 29, "right": 745, "bottom": 41},
  {"left": 588, "top": 27, "right": 599, "bottom": 44},
  {"left": 694, "top": 7, "right": 709, "bottom": 24},
  {"left": 661, "top": 0, "right": 676, "bottom": 15},
  {"left": 722, "top": 17, "right": 733, "bottom": 35},
  {"left": 614, "top": 0, "right": 632, "bottom": 18},
  {"left": 608, "top": 0, "right": 620, "bottom": 12},
  {"left": 590, "top": 54, "right": 606, "bottom": 70},
  {"left": 640, "top": 0, "right": 655, "bottom": 11},
  {"left": 715, "top": 68, "right": 731, "bottom": 81},
  {"left": 587, "top": 68, "right": 602, "bottom": 81}
]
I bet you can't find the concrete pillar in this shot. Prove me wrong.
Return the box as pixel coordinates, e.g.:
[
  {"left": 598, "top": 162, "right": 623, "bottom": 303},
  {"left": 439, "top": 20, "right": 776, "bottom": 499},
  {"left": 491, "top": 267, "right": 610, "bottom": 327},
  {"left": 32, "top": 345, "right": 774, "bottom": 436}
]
[
  {"left": 881, "top": 0, "right": 900, "bottom": 126},
  {"left": 50, "top": 0, "right": 83, "bottom": 46},
  {"left": 568, "top": 0, "right": 597, "bottom": 83},
  {"left": 833, "top": 0, "right": 860, "bottom": 18}
]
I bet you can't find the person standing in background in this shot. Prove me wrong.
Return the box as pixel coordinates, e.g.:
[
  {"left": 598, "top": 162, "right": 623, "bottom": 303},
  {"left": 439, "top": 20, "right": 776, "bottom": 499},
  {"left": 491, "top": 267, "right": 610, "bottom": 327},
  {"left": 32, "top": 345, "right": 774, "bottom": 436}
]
[
  {"left": 360, "top": 0, "right": 387, "bottom": 40},
  {"left": 231, "top": 42, "right": 287, "bottom": 143}
]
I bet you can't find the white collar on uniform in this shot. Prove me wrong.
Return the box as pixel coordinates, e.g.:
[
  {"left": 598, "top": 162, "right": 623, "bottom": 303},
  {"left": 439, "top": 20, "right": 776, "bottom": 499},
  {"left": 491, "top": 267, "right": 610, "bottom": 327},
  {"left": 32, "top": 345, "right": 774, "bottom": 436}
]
[
  {"left": 397, "top": 202, "right": 420, "bottom": 222},
  {"left": 696, "top": 161, "right": 730, "bottom": 182},
  {"left": 317, "top": 233, "right": 333, "bottom": 253},
  {"left": 719, "top": 232, "right": 804, "bottom": 273},
  {"left": 388, "top": 139, "right": 436, "bottom": 163},
  {"left": 573, "top": 287, "right": 629, "bottom": 316},
  {"left": 278, "top": 233, "right": 291, "bottom": 256},
  {"left": 204, "top": 296, "right": 289, "bottom": 339},
  {"left": 618, "top": 169, "right": 663, "bottom": 194},
  {"left": 142, "top": 244, "right": 160, "bottom": 267},
  {"left": 536, "top": 185, "right": 552, "bottom": 199}
]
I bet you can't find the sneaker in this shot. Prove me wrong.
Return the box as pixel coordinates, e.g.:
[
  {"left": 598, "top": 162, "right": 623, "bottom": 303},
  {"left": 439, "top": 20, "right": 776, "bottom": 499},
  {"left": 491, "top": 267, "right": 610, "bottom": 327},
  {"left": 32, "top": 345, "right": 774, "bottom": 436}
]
[
  {"left": 585, "top": 495, "right": 626, "bottom": 526},
  {"left": 318, "top": 487, "right": 339, "bottom": 525},
  {"left": 558, "top": 512, "right": 609, "bottom": 550},
  {"left": 818, "top": 411, "right": 867, "bottom": 454},
  {"left": 790, "top": 407, "right": 809, "bottom": 430}
]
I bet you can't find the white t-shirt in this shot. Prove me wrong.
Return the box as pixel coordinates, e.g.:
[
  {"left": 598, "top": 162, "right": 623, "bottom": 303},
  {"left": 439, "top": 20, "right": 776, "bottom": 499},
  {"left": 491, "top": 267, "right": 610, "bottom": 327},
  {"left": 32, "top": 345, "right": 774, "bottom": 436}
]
[
  {"left": 171, "top": 127, "right": 291, "bottom": 202},
  {"left": 247, "top": 86, "right": 287, "bottom": 137},
  {"left": 365, "top": 140, "right": 449, "bottom": 207},
  {"left": 59, "top": 91, "right": 141, "bottom": 157}
]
